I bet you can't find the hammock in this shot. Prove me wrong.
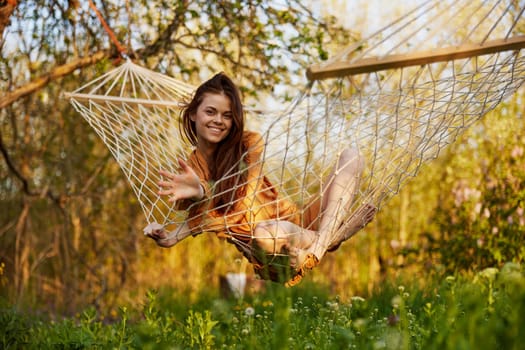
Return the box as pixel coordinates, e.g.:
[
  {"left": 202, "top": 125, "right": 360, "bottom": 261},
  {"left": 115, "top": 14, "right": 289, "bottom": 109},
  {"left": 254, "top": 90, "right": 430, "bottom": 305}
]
[{"left": 65, "top": 0, "right": 525, "bottom": 285}]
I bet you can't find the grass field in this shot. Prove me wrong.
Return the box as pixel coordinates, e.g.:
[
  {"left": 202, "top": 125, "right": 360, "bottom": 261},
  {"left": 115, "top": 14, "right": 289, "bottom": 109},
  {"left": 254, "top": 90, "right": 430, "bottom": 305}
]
[{"left": 2, "top": 262, "right": 524, "bottom": 349}]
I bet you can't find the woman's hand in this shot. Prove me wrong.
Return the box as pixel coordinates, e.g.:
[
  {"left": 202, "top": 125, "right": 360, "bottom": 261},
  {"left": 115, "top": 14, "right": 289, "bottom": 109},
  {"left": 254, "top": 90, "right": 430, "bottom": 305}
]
[
  {"left": 158, "top": 158, "right": 203, "bottom": 202},
  {"left": 143, "top": 222, "right": 167, "bottom": 240},
  {"left": 143, "top": 221, "right": 193, "bottom": 248}
]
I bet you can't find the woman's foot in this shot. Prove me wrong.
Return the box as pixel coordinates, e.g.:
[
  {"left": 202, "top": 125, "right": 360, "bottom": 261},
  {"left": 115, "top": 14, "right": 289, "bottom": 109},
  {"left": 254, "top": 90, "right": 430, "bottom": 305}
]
[
  {"left": 253, "top": 220, "right": 316, "bottom": 255},
  {"left": 327, "top": 204, "right": 377, "bottom": 252},
  {"left": 252, "top": 220, "right": 318, "bottom": 279}
]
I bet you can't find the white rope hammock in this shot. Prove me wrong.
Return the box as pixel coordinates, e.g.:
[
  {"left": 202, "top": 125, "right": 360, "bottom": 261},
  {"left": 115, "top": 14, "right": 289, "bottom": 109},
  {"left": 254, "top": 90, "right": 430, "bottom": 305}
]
[{"left": 65, "top": 0, "right": 525, "bottom": 285}]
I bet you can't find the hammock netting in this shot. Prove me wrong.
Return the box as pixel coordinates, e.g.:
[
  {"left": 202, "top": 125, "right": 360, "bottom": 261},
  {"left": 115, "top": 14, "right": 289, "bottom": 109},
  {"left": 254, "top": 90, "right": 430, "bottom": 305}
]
[{"left": 66, "top": 0, "right": 525, "bottom": 284}]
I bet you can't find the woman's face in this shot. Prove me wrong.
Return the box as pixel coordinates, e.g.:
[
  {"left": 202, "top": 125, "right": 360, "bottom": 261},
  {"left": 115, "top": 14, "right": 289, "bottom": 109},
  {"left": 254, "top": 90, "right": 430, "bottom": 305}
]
[{"left": 191, "top": 92, "right": 233, "bottom": 152}]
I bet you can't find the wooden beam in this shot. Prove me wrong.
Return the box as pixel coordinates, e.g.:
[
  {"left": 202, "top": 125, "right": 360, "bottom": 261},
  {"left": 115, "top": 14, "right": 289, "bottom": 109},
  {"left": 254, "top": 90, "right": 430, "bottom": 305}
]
[{"left": 307, "top": 35, "right": 525, "bottom": 81}]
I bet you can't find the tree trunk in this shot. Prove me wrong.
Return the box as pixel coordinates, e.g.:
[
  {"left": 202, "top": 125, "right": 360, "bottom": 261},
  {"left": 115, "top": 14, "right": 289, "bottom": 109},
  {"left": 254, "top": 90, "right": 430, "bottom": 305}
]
[{"left": 14, "top": 200, "right": 30, "bottom": 303}]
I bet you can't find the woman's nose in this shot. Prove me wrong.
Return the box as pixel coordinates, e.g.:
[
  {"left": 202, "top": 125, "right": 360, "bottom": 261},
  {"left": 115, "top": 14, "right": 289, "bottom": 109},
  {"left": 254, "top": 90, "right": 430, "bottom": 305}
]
[{"left": 212, "top": 114, "right": 224, "bottom": 123}]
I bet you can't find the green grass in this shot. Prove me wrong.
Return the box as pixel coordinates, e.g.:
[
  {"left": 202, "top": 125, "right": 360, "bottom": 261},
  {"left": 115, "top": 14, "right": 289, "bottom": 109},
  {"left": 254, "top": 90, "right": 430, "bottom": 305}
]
[{"left": 2, "top": 263, "right": 525, "bottom": 349}]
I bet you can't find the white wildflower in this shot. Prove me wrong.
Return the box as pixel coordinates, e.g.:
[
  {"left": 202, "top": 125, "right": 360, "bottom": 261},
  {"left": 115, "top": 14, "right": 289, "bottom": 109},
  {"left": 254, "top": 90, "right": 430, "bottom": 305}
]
[{"left": 244, "top": 307, "right": 255, "bottom": 316}]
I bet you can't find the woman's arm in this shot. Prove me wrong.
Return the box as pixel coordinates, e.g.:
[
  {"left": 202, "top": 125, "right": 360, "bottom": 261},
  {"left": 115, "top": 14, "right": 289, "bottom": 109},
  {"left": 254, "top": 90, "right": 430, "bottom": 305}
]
[
  {"left": 143, "top": 158, "right": 206, "bottom": 248},
  {"left": 143, "top": 221, "right": 193, "bottom": 248}
]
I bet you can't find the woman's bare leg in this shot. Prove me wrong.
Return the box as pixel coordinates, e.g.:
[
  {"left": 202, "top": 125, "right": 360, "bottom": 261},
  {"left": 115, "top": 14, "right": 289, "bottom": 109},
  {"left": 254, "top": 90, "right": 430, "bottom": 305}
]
[
  {"left": 251, "top": 148, "right": 373, "bottom": 267},
  {"left": 252, "top": 221, "right": 315, "bottom": 253},
  {"left": 309, "top": 148, "right": 366, "bottom": 259}
]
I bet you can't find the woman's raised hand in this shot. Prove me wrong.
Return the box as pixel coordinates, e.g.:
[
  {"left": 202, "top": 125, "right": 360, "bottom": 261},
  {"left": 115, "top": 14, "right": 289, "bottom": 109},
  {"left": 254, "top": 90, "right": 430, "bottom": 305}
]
[{"left": 158, "top": 159, "right": 204, "bottom": 202}]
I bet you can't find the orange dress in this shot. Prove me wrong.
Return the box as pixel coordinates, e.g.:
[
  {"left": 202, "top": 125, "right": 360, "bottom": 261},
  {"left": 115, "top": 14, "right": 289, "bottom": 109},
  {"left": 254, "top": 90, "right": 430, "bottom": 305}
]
[{"left": 177, "top": 131, "right": 320, "bottom": 279}]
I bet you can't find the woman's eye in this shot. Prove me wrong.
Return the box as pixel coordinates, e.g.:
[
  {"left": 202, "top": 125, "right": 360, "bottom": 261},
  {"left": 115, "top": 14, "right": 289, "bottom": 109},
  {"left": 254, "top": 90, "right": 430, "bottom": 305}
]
[{"left": 224, "top": 114, "right": 233, "bottom": 119}]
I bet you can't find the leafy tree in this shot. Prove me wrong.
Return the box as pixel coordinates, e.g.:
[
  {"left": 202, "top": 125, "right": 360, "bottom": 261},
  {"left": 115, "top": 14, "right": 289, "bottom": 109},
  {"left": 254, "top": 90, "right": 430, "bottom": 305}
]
[
  {"left": 430, "top": 94, "right": 525, "bottom": 273},
  {"left": 376, "top": 92, "right": 525, "bottom": 277}
]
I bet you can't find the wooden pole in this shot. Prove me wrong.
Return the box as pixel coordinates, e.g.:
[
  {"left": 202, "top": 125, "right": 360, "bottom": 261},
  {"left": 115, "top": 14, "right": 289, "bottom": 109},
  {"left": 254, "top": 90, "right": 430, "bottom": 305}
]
[{"left": 307, "top": 36, "right": 525, "bottom": 81}]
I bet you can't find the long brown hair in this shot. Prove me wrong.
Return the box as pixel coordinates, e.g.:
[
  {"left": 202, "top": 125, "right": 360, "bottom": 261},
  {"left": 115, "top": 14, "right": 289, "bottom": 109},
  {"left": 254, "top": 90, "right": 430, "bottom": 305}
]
[{"left": 180, "top": 73, "right": 246, "bottom": 213}]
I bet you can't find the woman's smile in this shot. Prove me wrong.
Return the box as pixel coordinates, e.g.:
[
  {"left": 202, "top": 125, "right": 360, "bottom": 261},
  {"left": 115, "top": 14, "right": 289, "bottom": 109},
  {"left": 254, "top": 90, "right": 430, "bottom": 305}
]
[{"left": 207, "top": 124, "right": 226, "bottom": 133}]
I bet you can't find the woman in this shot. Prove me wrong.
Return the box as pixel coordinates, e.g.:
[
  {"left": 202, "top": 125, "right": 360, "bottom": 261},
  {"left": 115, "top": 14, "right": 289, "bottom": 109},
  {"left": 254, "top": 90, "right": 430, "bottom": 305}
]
[{"left": 144, "top": 72, "right": 376, "bottom": 285}]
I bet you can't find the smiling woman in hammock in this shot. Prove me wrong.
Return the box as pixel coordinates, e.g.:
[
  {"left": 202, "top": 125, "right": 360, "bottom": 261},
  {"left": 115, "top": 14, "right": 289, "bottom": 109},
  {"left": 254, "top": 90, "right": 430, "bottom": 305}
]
[{"left": 143, "top": 72, "right": 376, "bottom": 285}]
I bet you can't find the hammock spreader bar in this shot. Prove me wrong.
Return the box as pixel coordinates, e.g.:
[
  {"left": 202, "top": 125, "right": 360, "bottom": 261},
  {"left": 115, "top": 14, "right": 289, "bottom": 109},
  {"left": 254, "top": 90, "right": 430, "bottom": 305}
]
[{"left": 307, "top": 35, "right": 525, "bottom": 80}]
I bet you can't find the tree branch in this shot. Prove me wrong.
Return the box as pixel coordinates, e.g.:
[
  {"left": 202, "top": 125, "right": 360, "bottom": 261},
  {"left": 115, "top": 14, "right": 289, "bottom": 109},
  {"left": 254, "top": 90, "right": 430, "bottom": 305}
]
[
  {"left": 0, "top": 50, "right": 109, "bottom": 109},
  {"left": 138, "top": 1, "right": 188, "bottom": 58},
  {"left": 0, "top": 0, "right": 189, "bottom": 111},
  {"left": 0, "top": 126, "right": 61, "bottom": 206},
  {"left": 0, "top": 128, "right": 32, "bottom": 195}
]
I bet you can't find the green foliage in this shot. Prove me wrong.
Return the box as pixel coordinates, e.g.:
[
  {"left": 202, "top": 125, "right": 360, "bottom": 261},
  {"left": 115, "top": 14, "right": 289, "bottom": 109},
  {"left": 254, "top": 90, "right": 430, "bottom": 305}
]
[
  {"left": 0, "top": 304, "right": 31, "bottom": 348},
  {"left": 2, "top": 264, "right": 525, "bottom": 349},
  {"left": 423, "top": 96, "right": 525, "bottom": 273},
  {"left": 183, "top": 310, "right": 218, "bottom": 349}
]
